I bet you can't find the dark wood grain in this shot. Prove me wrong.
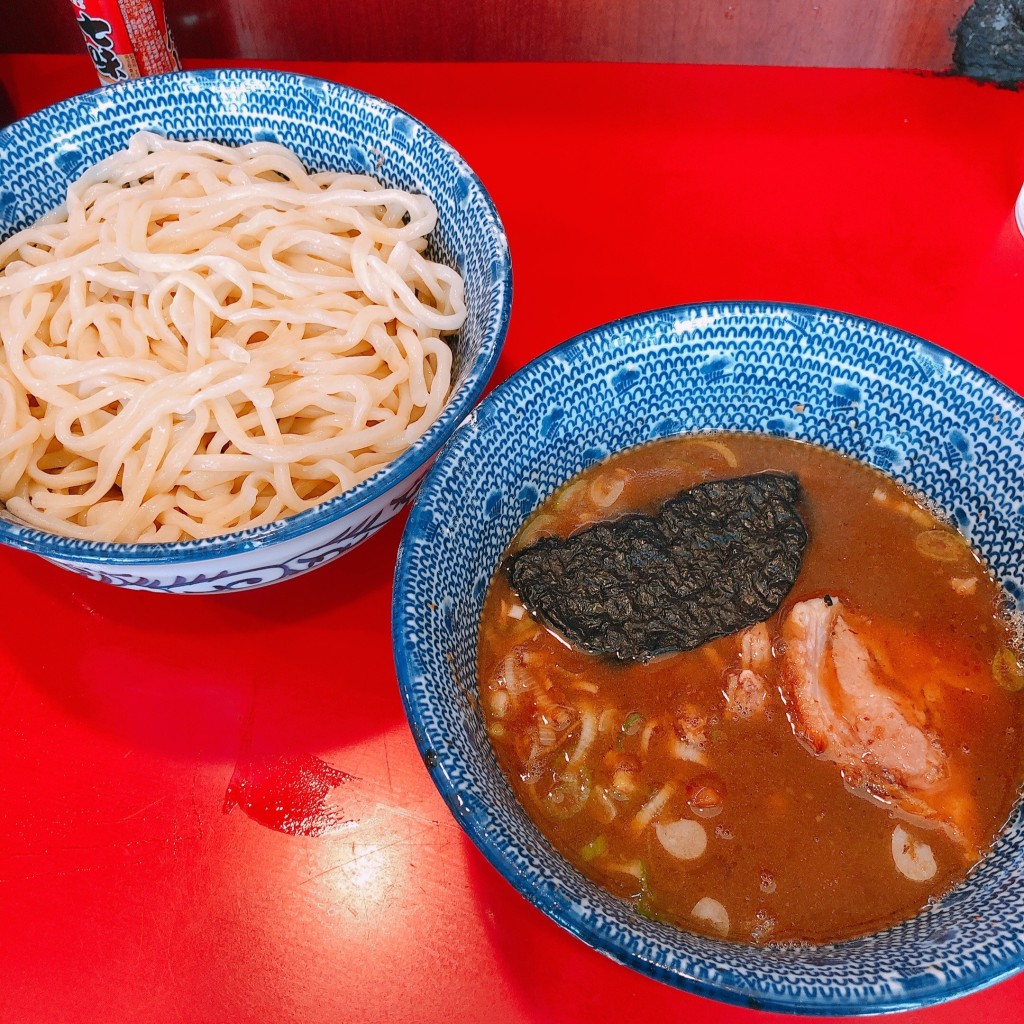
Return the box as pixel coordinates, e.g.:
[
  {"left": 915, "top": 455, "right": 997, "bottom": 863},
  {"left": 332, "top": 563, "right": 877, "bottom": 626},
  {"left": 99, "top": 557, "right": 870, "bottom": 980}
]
[{"left": 3, "top": 0, "right": 970, "bottom": 69}]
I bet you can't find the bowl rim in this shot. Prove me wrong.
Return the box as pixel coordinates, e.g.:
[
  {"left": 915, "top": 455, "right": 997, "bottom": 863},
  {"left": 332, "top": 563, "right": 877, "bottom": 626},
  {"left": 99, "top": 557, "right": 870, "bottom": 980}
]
[
  {"left": 392, "top": 300, "right": 1024, "bottom": 1016},
  {"left": 0, "top": 67, "right": 512, "bottom": 565}
]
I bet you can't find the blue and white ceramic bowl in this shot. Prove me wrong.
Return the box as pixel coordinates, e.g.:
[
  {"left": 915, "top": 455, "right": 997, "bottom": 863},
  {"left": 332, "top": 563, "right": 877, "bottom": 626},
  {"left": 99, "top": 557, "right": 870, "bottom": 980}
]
[
  {"left": 0, "top": 69, "right": 511, "bottom": 593},
  {"left": 393, "top": 302, "right": 1024, "bottom": 1015}
]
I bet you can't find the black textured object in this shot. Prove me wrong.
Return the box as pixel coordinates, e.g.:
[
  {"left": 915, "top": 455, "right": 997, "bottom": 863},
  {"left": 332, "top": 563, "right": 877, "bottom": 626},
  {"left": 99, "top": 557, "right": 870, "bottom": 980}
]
[
  {"left": 953, "top": 0, "right": 1024, "bottom": 87},
  {"left": 506, "top": 472, "right": 808, "bottom": 663}
]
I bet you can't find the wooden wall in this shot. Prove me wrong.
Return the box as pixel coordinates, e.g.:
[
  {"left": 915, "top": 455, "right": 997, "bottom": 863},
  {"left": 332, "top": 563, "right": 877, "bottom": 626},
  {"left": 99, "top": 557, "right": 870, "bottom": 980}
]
[{"left": 3, "top": 0, "right": 971, "bottom": 69}]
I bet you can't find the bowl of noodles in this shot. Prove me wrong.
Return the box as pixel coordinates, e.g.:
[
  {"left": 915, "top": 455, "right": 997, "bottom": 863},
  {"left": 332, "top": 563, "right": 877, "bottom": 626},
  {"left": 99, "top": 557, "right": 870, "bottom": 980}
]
[{"left": 0, "top": 69, "right": 511, "bottom": 593}]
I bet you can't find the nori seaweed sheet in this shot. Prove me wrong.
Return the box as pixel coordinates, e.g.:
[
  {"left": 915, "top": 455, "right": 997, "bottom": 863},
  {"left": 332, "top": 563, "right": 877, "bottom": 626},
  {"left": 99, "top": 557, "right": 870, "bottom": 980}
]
[{"left": 505, "top": 472, "right": 808, "bottom": 663}]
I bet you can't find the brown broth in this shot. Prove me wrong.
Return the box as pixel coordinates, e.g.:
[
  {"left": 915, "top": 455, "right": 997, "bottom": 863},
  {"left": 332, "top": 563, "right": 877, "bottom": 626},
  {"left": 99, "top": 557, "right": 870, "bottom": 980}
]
[{"left": 477, "top": 433, "right": 1024, "bottom": 945}]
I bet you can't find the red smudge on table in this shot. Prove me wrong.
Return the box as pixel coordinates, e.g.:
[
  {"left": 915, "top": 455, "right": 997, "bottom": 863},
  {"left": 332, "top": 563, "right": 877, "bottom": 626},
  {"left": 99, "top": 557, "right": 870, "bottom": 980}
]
[{"left": 224, "top": 753, "right": 355, "bottom": 836}]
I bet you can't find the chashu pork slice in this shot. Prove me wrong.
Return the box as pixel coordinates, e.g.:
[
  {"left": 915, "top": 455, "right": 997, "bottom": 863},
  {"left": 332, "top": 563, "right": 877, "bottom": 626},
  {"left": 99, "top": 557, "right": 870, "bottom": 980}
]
[{"left": 779, "top": 596, "right": 977, "bottom": 856}]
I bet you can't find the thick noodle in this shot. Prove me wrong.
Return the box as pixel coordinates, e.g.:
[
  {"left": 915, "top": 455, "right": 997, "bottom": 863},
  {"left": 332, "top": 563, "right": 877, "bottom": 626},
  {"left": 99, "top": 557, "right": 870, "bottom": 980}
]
[{"left": 0, "top": 132, "right": 466, "bottom": 543}]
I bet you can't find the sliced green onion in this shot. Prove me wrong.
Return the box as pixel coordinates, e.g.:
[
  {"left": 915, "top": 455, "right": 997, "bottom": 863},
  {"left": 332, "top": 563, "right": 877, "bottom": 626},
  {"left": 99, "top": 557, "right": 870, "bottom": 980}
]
[
  {"left": 634, "top": 897, "right": 659, "bottom": 920},
  {"left": 622, "top": 712, "right": 644, "bottom": 736},
  {"left": 580, "top": 835, "right": 608, "bottom": 861},
  {"left": 633, "top": 868, "right": 659, "bottom": 920}
]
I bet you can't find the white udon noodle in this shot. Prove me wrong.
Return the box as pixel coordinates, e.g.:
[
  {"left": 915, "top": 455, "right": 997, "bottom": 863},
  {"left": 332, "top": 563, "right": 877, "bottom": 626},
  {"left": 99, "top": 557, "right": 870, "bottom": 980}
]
[{"left": 0, "top": 131, "right": 466, "bottom": 543}]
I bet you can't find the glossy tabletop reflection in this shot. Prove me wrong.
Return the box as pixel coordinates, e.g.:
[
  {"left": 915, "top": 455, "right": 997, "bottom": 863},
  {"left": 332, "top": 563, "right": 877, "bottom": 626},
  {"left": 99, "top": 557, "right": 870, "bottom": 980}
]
[{"left": 1, "top": 54, "right": 1023, "bottom": 1024}]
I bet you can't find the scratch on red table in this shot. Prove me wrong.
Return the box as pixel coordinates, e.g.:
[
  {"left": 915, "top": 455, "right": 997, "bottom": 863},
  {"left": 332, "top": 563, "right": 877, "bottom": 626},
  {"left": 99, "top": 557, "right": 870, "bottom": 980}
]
[
  {"left": 189, "top": 769, "right": 206, "bottom": 840},
  {"left": 297, "top": 821, "right": 437, "bottom": 889},
  {"left": 111, "top": 795, "right": 168, "bottom": 823},
  {"left": 382, "top": 732, "right": 394, "bottom": 792},
  {"left": 385, "top": 803, "right": 452, "bottom": 830},
  {"left": 1, "top": 834, "right": 177, "bottom": 882}
]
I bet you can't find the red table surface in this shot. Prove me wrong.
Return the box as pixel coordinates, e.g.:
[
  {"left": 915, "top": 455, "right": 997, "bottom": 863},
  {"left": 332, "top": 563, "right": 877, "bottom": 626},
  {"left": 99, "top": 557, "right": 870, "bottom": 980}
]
[{"left": 1, "top": 53, "right": 1024, "bottom": 1024}]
